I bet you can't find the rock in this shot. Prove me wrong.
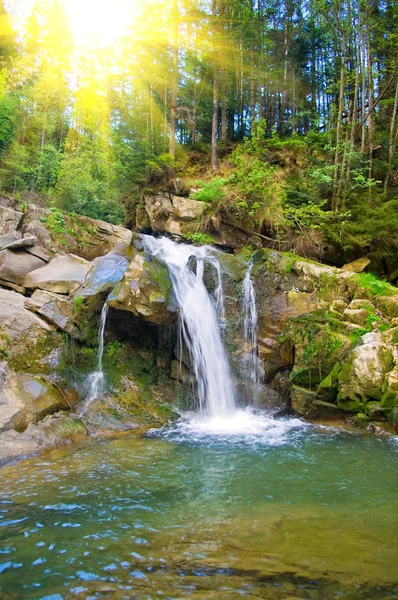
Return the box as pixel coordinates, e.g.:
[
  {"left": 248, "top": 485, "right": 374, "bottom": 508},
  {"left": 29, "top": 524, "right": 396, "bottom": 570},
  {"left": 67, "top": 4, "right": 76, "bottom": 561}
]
[
  {"left": 24, "top": 254, "right": 92, "bottom": 294},
  {"left": 144, "top": 194, "right": 172, "bottom": 231},
  {"left": 330, "top": 298, "right": 349, "bottom": 314},
  {"left": 354, "top": 413, "right": 370, "bottom": 428},
  {"left": 25, "top": 290, "right": 74, "bottom": 335},
  {"left": 0, "top": 206, "right": 23, "bottom": 235},
  {"left": 71, "top": 251, "right": 130, "bottom": 342},
  {"left": 107, "top": 249, "right": 178, "bottom": 325},
  {"left": 365, "top": 401, "right": 385, "bottom": 421},
  {"left": 291, "top": 385, "right": 317, "bottom": 416},
  {"left": 0, "top": 230, "right": 22, "bottom": 249},
  {"left": 341, "top": 257, "right": 371, "bottom": 273},
  {"left": 0, "top": 362, "right": 69, "bottom": 433},
  {"left": 0, "top": 248, "right": 46, "bottom": 286},
  {"left": 25, "top": 245, "right": 51, "bottom": 262},
  {"left": 171, "top": 196, "right": 205, "bottom": 220},
  {"left": 0, "top": 234, "right": 37, "bottom": 250},
  {"left": 0, "top": 279, "right": 26, "bottom": 294},
  {"left": 143, "top": 194, "right": 205, "bottom": 237},
  {"left": 379, "top": 294, "right": 398, "bottom": 318},
  {"left": 0, "top": 412, "right": 87, "bottom": 465},
  {"left": 343, "top": 308, "right": 370, "bottom": 326},
  {"left": 0, "top": 289, "right": 60, "bottom": 371},
  {"left": 76, "top": 251, "right": 130, "bottom": 299},
  {"left": 336, "top": 331, "right": 394, "bottom": 409},
  {"left": 23, "top": 221, "right": 53, "bottom": 249},
  {"left": 22, "top": 204, "right": 133, "bottom": 261}
]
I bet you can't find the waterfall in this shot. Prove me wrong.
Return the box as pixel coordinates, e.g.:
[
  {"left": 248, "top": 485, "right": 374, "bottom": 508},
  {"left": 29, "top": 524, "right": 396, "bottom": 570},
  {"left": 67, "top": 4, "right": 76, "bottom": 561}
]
[
  {"left": 142, "top": 235, "right": 237, "bottom": 417},
  {"left": 85, "top": 302, "right": 109, "bottom": 405},
  {"left": 242, "top": 262, "right": 259, "bottom": 400}
]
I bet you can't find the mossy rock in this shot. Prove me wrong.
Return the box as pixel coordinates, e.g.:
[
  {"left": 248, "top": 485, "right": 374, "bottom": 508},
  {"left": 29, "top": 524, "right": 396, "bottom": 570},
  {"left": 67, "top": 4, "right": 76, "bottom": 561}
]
[{"left": 354, "top": 413, "right": 370, "bottom": 428}]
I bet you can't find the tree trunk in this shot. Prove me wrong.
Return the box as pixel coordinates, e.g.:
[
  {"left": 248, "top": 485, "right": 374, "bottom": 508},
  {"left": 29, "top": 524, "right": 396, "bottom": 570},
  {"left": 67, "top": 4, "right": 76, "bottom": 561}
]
[{"left": 169, "top": 0, "right": 178, "bottom": 158}]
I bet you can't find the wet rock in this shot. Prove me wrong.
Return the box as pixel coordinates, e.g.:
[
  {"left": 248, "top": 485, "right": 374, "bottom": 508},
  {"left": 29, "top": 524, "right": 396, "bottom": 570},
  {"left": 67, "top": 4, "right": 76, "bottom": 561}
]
[
  {"left": 0, "top": 206, "right": 23, "bottom": 235},
  {"left": 107, "top": 249, "right": 178, "bottom": 325},
  {"left": 0, "top": 248, "right": 46, "bottom": 286},
  {"left": 365, "top": 401, "right": 385, "bottom": 421},
  {"left": 24, "top": 254, "right": 92, "bottom": 294},
  {"left": 0, "top": 412, "right": 87, "bottom": 464}
]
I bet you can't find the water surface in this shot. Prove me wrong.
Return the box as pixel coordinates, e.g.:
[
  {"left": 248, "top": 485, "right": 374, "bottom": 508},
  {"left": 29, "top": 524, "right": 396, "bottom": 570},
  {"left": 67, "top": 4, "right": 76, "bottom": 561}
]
[{"left": 0, "top": 421, "right": 397, "bottom": 599}]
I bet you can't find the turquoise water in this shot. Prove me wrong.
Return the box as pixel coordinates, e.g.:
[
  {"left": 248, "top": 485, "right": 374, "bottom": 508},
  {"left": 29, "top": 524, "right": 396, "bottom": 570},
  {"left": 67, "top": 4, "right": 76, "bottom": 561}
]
[{"left": 0, "top": 421, "right": 397, "bottom": 599}]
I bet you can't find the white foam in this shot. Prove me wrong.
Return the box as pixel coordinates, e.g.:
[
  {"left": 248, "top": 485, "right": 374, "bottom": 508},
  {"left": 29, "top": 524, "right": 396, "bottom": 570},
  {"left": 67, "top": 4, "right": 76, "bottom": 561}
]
[{"left": 156, "top": 408, "right": 309, "bottom": 447}]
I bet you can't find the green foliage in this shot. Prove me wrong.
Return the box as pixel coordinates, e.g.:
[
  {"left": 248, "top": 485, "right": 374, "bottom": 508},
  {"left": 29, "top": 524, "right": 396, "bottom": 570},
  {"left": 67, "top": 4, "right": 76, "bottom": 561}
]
[
  {"left": 40, "top": 207, "right": 67, "bottom": 234},
  {"left": 355, "top": 273, "right": 396, "bottom": 297},
  {"left": 184, "top": 232, "right": 214, "bottom": 245},
  {"left": 191, "top": 178, "right": 226, "bottom": 203},
  {"left": 105, "top": 340, "right": 122, "bottom": 359}
]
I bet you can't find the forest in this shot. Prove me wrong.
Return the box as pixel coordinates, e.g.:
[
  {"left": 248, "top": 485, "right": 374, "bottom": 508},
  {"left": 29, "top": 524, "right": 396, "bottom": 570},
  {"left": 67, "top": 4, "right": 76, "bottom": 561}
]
[{"left": 0, "top": 0, "right": 397, "bottom": 270}]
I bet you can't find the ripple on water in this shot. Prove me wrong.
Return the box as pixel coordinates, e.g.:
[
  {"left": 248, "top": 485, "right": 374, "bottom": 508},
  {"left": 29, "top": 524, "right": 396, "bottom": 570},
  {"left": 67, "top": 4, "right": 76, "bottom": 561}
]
[{"left": 0, "top": 420, "right": 397, "bottom": 599}]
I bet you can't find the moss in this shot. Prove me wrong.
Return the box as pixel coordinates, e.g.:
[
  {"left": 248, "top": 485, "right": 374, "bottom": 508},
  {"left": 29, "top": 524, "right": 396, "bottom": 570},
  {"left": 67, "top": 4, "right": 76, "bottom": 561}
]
[
  {"left": 380, "top": 390, "right": 398, "bottom": 411},
  {"left": 354, "top": 413, "right": 370, "bottom": 428},
  {"left": 337, "top": 397, "right": 364, "bottom": 413}
]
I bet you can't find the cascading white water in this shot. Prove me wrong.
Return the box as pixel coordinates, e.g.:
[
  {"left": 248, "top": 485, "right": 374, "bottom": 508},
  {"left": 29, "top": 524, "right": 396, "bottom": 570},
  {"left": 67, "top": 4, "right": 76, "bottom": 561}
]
[
  {"left": 142, "top": 235, "right": 237, "bottom": 417},
  {"left": 242, "top": 262, "right": 259, "bottom": 400},
  {"left": 85, "top": 302, "right": 109, "bottom": 406}
]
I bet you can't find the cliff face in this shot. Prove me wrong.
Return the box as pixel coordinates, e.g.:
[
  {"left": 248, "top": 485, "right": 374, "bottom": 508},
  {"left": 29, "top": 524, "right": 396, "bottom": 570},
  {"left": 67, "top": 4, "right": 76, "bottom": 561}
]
[{"left": 1, "top": 199, "right": 397, "bottom": 465}]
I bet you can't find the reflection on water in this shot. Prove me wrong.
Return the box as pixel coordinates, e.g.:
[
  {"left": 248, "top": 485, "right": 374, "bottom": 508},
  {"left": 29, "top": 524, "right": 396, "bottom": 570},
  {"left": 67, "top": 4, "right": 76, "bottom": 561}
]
[{"left": 0, "top": 422, "right": 397, "bottom": 599}]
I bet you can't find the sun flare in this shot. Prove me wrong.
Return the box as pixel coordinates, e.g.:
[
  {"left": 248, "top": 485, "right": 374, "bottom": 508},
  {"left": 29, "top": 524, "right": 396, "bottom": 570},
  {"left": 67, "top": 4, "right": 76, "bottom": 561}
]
[{"left": 62, "top": 0, "right": 139, "bottom": 47}]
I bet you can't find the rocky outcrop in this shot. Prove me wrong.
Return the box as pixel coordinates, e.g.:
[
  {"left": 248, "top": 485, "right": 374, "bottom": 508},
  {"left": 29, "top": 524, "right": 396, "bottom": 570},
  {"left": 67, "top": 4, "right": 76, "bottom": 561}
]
[
  {"left": 0, "top": 206, "right": 23, "bottom": 235},
  {"left": 24, "top": 254, "right": 92, "bottom": 294},
  {"left": 142, "top": 194, "right": 205, "bottom": 236},
  {"left": 107, "top": 248, "right": 178, "bottom": 325},
  {"left": 22, "top": 205, "right": 132, "bottom": 261},
  {"left": 0, "top": 288, "right": 61, "bottom": 372}
]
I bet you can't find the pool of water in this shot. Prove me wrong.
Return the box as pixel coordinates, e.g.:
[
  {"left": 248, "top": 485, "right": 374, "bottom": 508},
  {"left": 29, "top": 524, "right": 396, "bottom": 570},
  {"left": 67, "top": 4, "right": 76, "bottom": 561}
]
[{"left": 0, "top": 417, "right": 397, "bottom": 599}]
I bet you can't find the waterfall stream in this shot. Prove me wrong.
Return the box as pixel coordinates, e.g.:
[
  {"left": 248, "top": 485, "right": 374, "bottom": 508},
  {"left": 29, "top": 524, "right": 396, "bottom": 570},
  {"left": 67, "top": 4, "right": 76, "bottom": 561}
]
[
  {"left": 84, "top": 302, "right": 109, "bottom": 407},
  {"left": 242, "top": 262, "right": 259, "bottom": 401},
  {"left": 142, "top": 235, "right": 237, "bottom": 418}
]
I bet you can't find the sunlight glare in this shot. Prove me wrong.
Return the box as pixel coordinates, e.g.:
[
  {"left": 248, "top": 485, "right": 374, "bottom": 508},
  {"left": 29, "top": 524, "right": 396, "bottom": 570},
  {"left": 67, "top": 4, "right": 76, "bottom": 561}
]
[{"left": 62, "top": 0, "right": 139, "bottom": 47}]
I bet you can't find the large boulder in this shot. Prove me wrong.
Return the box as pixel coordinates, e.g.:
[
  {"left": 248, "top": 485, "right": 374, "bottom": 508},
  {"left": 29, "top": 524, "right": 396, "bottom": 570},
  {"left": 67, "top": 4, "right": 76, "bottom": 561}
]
[
  {"left": 336, "top": 331, "right": 394, "bottom": 410},
  {"left": 0, "top": 248, "right": 46, "bottom": 286},
  {"left": 0, "top": 206, "right": 23, "bottom": 235},
  {"left": 24, "top": 254, "right": 92, "bottom": 294},
  {"left": 0, "top": 289, "right": 61, "bottom": 372},
  {"left": 0, "top": 412, "right": 87, "bottom": 465},
  {"left": 107, "top": 249, "right": 178, "bottom": 325},
  {"left": 22, "top": 205, "right": 132, "bottom": 261},
  {"left": 0, "top": 362, "right": 69, "bottom": 434},
  {"left": 71, "top": 249, "right": 131, "bottom": 342},
  {"left": 143, "top": 194, "right": 205, "bottom": 236}
]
